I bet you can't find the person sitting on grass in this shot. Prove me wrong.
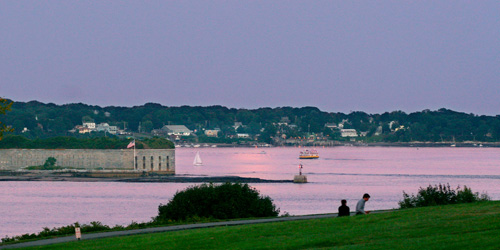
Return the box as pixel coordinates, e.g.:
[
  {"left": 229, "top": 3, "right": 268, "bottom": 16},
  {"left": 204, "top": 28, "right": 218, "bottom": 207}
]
[
  {"left": 338, "top": 199, "right": 350, "bottom": 217},
  {"left": 356, "top": 193, "right": 371, "bottom": 215}
]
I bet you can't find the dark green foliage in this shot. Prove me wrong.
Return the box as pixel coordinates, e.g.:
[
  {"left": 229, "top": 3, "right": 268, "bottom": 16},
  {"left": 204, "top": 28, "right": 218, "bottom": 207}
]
[
  {"left": 0, "top": 135, "right": 173, "bottom": 149},
  {"left": 399, "top": 183, "right": 490, "bottom": 209},
  {"left": 25, "top": 157, "right": 66, "bottom": 170},
  {"left": 155, "top": 183, "right": 279, "bottom": 222},
  {"left": 44, "top": 157, "right": 57, "bottom": 168},
  {"left": 0, "top": 98, "right": 14, "bottom": 140},
  {"left": 140, "top": 137, "right": 175, "bottom": 149},
  {"left": 0, "top": 134, "right": 30, "bottom": 147},
  {"left": 0, "top": 221, "right": 154, "bottom": 244},
  {"left": 1, "top": 222, "right": 105, "bottom": 243}
]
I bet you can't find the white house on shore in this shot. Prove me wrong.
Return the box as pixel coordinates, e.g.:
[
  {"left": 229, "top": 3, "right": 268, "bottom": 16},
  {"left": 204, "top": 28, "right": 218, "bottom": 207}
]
[
  {"left": 96, "top": 123, "right": 118, "bottom": 134},
  {"left": 340, "top": 129, "right": 358, "bottom": 137},
  {"left": 162, "top": 125, "right": 192, "bottom": 136}
]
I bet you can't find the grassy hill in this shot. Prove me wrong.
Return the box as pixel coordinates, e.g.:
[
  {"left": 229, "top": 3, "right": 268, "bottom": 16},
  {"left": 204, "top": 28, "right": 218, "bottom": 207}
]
[{"left": 15, "top": 201, "right": 500, "bottom": 250}]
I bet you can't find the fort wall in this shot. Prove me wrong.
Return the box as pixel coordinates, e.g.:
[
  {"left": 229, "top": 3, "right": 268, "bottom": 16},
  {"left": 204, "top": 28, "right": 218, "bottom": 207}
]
[{"left": 0, "top": 149, "right": 175, "bottom": 174}]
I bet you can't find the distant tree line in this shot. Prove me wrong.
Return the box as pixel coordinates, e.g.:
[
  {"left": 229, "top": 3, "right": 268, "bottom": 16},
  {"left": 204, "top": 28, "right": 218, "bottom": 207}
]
[
  {"left": 0, "top": 135, "right": 174, "bottom": 149},
  {"left": 1, "top": 99, "right": 500, "bottom": 142}
]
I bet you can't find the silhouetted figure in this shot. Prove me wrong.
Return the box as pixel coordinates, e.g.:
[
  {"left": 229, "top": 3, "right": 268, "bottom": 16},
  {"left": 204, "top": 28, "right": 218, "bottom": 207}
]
[
  {"left": 338, "top": 199, "right": 350, "bottom": 217},
  {"left": 356, "top": 193, "right": 371, "bottom": 215}
]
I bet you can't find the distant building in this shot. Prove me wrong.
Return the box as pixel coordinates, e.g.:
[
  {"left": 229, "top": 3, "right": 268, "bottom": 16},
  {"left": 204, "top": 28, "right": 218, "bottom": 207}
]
[
  {"left": 204, "top": 130, "right": 219, "bottom": 137},
  {"left": 237, "top": 133, "right": 250, "bottom": 138},
  {"left": 96, "top": 123, "right": 118, "bottom": 134},
  {"left": 151, "top": 129, "right": 167, "bottom": 136},
  {"left": 162, "top": 125, "right": 192, "bottom": 136},
  {"left": 338, "top": 119, "right": 349, "bottom": 129},
  {"left": 96, "top": 123, "right": 109, "bottom": 131},
  {"left": 233, "top": 122, "right": 244, "bottom": 131},
  {"left": 83, "top": 122, "right": 96, "bottom": 130},
  {"left": 108, "top": 126, "right": 118, "bottom": 134},
  {"left": 117, "top": 129, "right": 130, "bottom": 135},
  {"left": 394, "top": 125, "right": 405, "bottom": 132},
  {"left": 340, "top": 129, "right": 358, "bottom": 137},
  {"left": 325, "top": 123, "right": 338, "bottom": 129},
  {"left": 75, "top": 125, "right": 91, "bottom": 134}
]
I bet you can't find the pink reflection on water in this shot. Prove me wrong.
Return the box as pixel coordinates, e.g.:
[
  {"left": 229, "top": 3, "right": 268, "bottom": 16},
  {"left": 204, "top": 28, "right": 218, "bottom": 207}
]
[
  {"left": 1, "top": 147, "right": 499, "bottom": 237},
  {"left": 0, "top": 181, "right": 192, "bottom": 238}
]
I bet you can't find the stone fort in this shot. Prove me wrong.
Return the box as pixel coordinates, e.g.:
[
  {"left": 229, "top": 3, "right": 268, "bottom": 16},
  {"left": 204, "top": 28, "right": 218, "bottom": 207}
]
[{"left": 0, "top": 148, "right": 175, "bottom": 174}]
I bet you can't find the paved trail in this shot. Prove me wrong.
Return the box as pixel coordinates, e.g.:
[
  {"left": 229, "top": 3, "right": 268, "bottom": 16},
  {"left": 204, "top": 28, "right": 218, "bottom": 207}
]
[{"left": 0, "top": 210, "right": 393, "bottom": 249}]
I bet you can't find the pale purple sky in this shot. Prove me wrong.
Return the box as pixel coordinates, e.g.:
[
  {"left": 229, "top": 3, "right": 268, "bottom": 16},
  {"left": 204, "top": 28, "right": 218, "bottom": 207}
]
[{"left": 1, "top": 1, "right": 499, "bottom": 115}]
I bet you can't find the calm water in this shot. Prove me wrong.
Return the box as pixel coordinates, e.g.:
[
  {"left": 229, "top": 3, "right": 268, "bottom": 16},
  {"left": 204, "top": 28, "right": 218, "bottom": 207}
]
[{"left": 1, "top": 147, "right": 499, "bottom": 237}]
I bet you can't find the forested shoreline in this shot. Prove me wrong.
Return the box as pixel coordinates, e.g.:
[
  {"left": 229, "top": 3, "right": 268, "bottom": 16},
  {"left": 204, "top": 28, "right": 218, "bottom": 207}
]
[{"left": 2, "top": 99, "right": 500, "bottom": 143}]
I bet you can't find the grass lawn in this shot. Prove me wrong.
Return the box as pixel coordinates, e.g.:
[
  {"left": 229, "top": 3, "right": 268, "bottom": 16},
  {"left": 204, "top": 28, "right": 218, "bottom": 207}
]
[{"left": 19, "top": 201, "right": 500, "bottom": 250}]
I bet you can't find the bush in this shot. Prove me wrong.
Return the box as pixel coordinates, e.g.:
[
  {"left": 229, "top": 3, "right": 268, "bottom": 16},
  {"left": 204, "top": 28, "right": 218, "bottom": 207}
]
[
  {"left": 399, "top": 183, "right": 490, "bottom": 209},
  {"left": 1, "top": 221, "right": 116, "bottom": 244},
  {"left": 25, "top": 157, "right": 66, "bottom": 170},
  {"left": 155, "top": 183, "right": 279, "bottom": 223}
]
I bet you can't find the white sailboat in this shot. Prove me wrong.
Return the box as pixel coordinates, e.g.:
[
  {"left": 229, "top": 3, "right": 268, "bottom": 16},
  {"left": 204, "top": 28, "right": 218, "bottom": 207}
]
[{"left": 193, "top": 151, "right": 203, "bottom": 166}]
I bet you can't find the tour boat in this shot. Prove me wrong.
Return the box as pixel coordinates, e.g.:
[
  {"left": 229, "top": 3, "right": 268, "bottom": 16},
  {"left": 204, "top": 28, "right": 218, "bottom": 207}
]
[{"left": 299, "top": 149, "right": 319, "bottom": 159}]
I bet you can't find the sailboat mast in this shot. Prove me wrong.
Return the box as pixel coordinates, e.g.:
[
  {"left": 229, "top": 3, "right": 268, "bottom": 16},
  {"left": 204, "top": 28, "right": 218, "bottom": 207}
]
[{"left": 193, "top": 151, "right": 202, "bottom": 166}]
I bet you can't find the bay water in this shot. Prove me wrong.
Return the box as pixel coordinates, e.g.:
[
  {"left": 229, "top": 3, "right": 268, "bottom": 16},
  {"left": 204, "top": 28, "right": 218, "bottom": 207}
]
[{"left": 1, "top": 146, "right": 499, "bottom": 237}]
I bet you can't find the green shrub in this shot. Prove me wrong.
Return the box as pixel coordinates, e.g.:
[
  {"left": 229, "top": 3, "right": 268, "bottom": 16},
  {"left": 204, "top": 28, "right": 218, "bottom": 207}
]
[
  {"left": 155, "top": 183, "right": 279, "bottom": 223},
  {"left": 25, "top": 157, "right": 65, "bottom": 170},
  {"left": 44, "top": 157, "right": 57, "bottom": 168},
  {"left": 1, "top": 221, "right": 116, "bottom": 244},
  {"left": 399, "top": 183, "right": 490, "bottom": 209}
]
